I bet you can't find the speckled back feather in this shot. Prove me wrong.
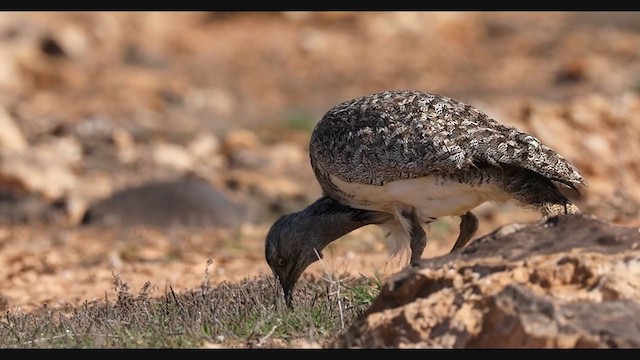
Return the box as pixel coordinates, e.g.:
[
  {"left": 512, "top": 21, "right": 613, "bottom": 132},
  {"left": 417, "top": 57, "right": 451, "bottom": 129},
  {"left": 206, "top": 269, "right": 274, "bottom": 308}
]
[{"left": 310, "top": 90, "right": 585, "bottom": 193}]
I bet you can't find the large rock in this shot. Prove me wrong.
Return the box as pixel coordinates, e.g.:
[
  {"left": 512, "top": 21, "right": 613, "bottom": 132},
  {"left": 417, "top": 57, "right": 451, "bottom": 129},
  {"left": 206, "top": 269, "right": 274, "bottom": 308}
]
[
  {"left": 333, "top": 214, "right": 640, "bottom": 348},
  {"left": 81, "top": 175, "right": 246, "bottom": 228}
]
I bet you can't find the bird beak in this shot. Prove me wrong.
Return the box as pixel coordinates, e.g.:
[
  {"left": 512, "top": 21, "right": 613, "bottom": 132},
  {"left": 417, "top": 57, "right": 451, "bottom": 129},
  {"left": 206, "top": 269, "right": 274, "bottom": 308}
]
[
  {"left": 280, "top": 275, "right": 295, "bottom": 309},
  {"left": 275, "top": 256, "right": 319, "bottom": 310},
  {"left": 274, "top": 266, "right": 302, "bottom": 310},
  {"left": 284, "top": 286, "right": 294, "bottom": 309}
]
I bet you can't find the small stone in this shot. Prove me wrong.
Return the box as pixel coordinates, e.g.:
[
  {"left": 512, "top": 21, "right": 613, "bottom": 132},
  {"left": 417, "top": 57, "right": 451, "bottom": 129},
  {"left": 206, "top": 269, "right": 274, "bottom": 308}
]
[
  {"left": 113, "top": 128, "right": 138, "bottom": 164},
  {"left": 0, "top": 107, "right": 28, "bottom": 152},
  {"left": 188, "top": 133, "right": 220, "bottom": 159},
  {"left": 221, "top": 129, "right": 261, "bottom": 154},
  {"left": 152, "top": 142, "right": 195, "bottom": 171}
]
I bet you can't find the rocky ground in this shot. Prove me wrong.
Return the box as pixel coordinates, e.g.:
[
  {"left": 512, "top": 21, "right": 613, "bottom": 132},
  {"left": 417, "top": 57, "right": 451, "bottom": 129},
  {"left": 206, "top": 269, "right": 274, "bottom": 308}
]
[
  {"left": 0, "top": 12, "right": 639, "bottom": 344},
  {"left": 334, "top": 214, "right": 640, "bottom": 348}
]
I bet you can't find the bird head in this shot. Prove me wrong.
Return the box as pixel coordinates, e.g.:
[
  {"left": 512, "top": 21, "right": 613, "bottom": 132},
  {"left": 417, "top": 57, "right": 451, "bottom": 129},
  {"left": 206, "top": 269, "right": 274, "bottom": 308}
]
[
  {"left": 264, "top": 196, "right": 390, "bottom": 309},
  {"left": 265, "top": 214, "right": 322, "bottom": 309}
]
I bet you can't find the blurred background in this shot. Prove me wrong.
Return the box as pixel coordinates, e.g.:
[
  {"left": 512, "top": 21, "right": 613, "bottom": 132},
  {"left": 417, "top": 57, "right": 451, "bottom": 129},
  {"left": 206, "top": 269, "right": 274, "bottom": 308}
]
[{"left": 0, "top": 11, "right": 639, "bottom": 311}]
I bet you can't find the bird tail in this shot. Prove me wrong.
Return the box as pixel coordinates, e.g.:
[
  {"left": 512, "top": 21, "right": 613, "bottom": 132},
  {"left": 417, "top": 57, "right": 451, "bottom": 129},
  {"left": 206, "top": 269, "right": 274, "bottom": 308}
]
[{"left": 501, "top": 167, "right": 584, "bottom": 217}]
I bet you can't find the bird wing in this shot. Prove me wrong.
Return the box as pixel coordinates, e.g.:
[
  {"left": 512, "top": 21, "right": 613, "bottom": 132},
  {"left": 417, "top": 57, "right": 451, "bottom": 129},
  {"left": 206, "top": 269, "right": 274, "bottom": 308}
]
[
  {"left": 310, "top": 90, "right": 585, "bottom": 188},
  {"left": 462, "top": 121, "right": 586, "bottom": 189}
]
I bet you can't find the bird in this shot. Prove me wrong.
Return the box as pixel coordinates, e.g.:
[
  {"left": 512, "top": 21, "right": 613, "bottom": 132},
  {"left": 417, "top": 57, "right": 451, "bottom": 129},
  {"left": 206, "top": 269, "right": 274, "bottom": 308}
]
[{"left": 265, "top": 89, "right": 586, "bottom": 308}]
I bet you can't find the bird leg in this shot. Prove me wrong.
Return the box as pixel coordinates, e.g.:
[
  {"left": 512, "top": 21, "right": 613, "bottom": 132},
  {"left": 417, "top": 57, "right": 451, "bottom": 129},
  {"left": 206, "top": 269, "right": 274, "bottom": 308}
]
[
  {"left": 452, "top": 211, "right": 478, "bottom": 251},
  {"left": 395, "top": 208, "right": 427, "bottom": 266}
]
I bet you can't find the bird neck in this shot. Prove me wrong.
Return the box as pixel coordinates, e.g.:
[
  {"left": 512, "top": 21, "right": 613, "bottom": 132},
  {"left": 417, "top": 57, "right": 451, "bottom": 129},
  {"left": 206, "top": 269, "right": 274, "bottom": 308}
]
[{"left": 298, "top": 196, "right": 391, "bottom": 251}]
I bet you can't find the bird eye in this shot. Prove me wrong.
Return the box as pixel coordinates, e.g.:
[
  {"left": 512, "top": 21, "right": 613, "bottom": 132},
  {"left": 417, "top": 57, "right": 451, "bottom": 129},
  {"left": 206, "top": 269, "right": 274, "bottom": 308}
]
[{"left": 278, "top": 258, "right": 286, "bottom": 267}]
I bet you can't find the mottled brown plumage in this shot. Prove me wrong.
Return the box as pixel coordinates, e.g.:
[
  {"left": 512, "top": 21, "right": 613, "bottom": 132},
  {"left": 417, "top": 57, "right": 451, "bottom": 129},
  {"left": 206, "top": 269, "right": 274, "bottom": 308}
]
[
  {"left": 310, "top": 89, "right": 584, "bottom": 205},
  {"left": 266, "top": 90, "right": 586, "bottom": 308}
]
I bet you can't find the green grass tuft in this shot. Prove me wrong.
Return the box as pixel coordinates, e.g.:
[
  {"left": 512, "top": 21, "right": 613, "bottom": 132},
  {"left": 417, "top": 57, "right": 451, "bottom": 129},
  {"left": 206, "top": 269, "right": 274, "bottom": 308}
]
[{"left": 283, "top": 111, "right": 316, "bottom": 133}]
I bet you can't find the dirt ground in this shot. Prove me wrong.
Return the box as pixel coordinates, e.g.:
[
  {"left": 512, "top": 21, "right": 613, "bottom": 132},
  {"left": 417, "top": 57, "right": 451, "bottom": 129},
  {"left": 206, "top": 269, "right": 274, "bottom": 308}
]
[{"left": 0, "top": 12, "right": 639, "bottom": 312}]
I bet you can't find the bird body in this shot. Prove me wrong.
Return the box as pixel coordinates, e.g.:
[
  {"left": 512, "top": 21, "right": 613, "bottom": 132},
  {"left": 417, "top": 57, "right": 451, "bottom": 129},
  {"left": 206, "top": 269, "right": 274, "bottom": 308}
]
[
  {"left": 266, "top": 89, "right": 586, "bottom": 308},
  {"left": 310, "top": 89, "right": 583, "bottom": 213}
]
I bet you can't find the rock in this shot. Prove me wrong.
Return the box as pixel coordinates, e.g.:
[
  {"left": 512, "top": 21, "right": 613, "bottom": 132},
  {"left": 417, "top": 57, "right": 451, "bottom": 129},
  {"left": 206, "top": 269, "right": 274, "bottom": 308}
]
[
  {"left": 0, "top": 107, "right": 28, "bottom": 151},
  {"left": 34, "top": 136, "right": 83, "bottom": 166},
  {"left": 39, "top": 35, "right": 67, "bottom": 58},
  {"left": 467, "top": 285, "right": 640, "bottom": 348},
  {"left": 113, "top": 127, "right": 137, "bottom": 164},
  {"left": 224, "top": 137, "right": 307, "bottom": 174},
  {"left": 0, "top": 292, "right": 7, "bottom": 311},
  {"left": 290, "top": 339, "right": 322, "bottom": 349},
  {"left": 73, "top": 116, "right": 115, "bottom": 141},
  {"left": 0, "top": 48, "right": 22, "bottom": 91},
  {"left": 227, "top": 148, "right": 269, "bottom": 170},
  {"left": 0, "top": 134, "right": 78, "bottom": 222},
  {"left": 221, "top": 129, "right": 261, "bottom": 155},
  {"left": 222, "top": 130, "right": 268, "bottom": 170},
  {"left": 283, "top": 11, "right": 358, "bottom": 24},
  {"left": 185, "top": 87, "right": 238, "bottom": 118},
  {"left": 152, "top": 142, "right": 195, "bottom": 171},
  {"left": 0, "top": 189, "right": 63, "bottom": 224},
  {"left": 65, "top": 195, "right": 89, "bottom": 225},
  {"left": 0, "top": 146, "right": 77, "bottom": 200},
  {"left": 81, "top": 175, "right": 246, "bottom": 228},
  {"left": 56, "top": 25, "right": 90, "bottom": 58},
  {"left": 266, "top": 143, "right": 306, "bottom": 174},
  {"left": 333, "top": 214, "right": 640, "bottom": 348},
  {"left": 570, "top": 12, "right": 640, "bottom": 30},
  {"left": 123, "top": 43, "right": 167, "bottom": 69},
  {"left": 188, "top": 133, "right": 220, "bottom": 160}
]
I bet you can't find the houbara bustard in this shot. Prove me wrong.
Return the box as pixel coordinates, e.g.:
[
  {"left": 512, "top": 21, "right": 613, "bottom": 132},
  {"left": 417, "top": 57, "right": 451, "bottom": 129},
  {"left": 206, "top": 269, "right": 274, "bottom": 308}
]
[{"left": 265, "top": 90, "right": 586, "bottom": 308}]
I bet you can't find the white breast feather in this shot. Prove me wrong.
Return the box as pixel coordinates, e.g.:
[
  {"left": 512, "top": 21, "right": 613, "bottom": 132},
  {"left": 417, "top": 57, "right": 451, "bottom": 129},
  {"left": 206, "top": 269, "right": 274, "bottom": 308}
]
[
  {"left": 329, "top": 174, "right": 510, "bottom": 255},
  {"left": 330, "top": 174, "right": 508, "bottom": 219}
]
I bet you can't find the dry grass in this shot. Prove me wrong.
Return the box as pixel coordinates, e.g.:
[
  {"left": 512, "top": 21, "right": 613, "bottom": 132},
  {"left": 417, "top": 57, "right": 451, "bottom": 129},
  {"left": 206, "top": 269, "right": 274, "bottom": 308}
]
[{"left": 0, "top": 264, "right": 381, "bottom": 348}]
